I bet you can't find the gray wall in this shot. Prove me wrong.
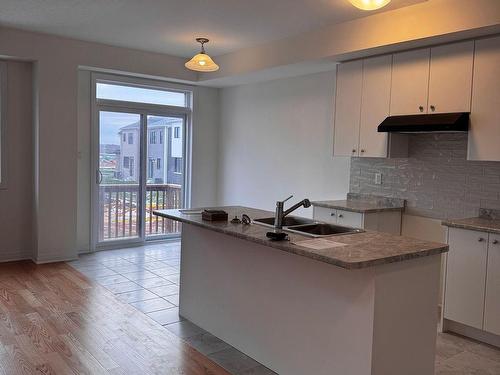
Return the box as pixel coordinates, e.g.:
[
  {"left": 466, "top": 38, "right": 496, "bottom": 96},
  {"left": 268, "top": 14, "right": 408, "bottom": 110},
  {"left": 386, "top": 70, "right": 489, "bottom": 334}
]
[{"left": 350, "top": 133, "right": 500, "bottom": 220}]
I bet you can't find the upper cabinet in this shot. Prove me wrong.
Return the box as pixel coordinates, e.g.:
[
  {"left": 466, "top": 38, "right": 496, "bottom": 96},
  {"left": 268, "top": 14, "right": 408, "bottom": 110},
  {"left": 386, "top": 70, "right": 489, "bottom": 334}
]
[
  {"left": 358, "top": 55, "right": 392, "bottom": 158},
  {"left": 428, "top": 41, "right": 474, "bottom": 113},
  {"left": 333, "top": 60, "right": 363, "bottom": 157},
  {"left": 467, "top": 36, "right": 500, "bottom": 161},
  {"left": 333, "top": 56, "right": 391, "bottom": 158},
  {"left": 333, "top": 37, "right": 499, "bottom": 161},
  {"left": 390, "top": 41, "right": 474, "bottom": 115},
  {"left": 390, "top": 49, "right": 430, "bottom": 115}
]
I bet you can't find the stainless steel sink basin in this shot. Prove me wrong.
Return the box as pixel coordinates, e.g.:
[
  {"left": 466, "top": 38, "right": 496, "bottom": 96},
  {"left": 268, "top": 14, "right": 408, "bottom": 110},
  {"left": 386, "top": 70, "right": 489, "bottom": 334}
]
[
  {"left": 253, "top": 216, "right": 314, "bottom": 228},
  {"left": 286, "top": 223, "right": 364, "bottom": 237},
  {"left": 253, "top": 216, "right": 363, "bottom": 237}
]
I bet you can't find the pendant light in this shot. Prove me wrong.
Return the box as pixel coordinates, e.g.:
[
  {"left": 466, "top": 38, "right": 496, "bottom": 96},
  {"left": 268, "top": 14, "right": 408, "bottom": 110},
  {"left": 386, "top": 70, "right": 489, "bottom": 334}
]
[
  {"left": 349, "top": 0, "right": 391, "bottom": 11},
  {"left": 185, "top": 38, "right": 219, "bottom": 72}
]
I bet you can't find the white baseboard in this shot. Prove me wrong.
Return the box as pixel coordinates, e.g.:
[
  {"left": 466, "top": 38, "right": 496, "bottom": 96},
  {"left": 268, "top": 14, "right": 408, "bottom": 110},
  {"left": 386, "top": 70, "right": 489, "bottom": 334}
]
[
  {"left": 444, "top": 319, "right": 500, "bottom": 348},
  {"left": 0, "top": 250, "right": 32, "bottom": 263}
]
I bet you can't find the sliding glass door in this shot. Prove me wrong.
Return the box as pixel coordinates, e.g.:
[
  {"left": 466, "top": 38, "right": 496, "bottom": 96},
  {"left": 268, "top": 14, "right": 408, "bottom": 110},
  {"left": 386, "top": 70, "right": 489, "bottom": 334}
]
[{"left": 92, "top": 74, "right": 191, "bottom": 249}]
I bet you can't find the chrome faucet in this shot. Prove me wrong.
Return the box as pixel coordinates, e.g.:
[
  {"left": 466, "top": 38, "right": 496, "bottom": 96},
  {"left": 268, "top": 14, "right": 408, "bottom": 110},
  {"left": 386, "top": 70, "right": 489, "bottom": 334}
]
[{"left": 274, "top": 195, "right": 311, "bottom": 229}]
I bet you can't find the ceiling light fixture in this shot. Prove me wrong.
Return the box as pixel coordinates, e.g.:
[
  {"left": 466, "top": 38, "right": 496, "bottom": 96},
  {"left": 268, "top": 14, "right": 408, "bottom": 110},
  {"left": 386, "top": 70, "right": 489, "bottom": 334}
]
[
  {"left": 349, "top": 0, "right": 391, "bottom": 11},
  {"left": 185, "top": 38, "right": 219, "bottom": 72}
]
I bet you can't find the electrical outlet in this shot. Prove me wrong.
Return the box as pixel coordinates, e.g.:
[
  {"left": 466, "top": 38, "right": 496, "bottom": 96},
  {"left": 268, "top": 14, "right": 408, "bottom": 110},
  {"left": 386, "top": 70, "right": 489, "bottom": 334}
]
[{"left": 375, "top": 173, "right": 382, "bottom": 185}]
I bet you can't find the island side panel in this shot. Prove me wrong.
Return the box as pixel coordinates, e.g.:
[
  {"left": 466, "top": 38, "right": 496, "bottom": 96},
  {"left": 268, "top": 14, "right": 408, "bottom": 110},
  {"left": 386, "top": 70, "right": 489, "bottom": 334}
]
[
  {"left": 371, "top": 254, "right": 442, "bottom": 375},
  {"left": 179, "top": 224, "right": 377, "bottom": 375}
]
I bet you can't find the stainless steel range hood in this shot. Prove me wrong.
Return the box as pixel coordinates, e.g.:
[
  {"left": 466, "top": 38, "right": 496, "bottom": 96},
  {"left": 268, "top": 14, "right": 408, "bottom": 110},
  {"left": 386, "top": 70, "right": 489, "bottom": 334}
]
[{"left": 378, "top": 112, "right": 469, "bottom": 133}]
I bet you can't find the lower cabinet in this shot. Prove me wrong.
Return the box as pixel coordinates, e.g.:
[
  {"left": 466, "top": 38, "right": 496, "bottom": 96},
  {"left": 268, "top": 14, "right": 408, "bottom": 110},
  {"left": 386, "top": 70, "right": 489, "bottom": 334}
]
[
  {"left": 444, "top": 228, "right": 500, "bottom": 336},
  {"left": 312, "top": 206, "right": 401, "bottom": 235},
  {"left": 484, "top": 233, "right": 500, "bottom": 335}
]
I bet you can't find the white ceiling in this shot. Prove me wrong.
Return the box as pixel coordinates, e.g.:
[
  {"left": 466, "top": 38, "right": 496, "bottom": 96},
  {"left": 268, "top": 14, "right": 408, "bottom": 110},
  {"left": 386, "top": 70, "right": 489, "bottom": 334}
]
[{"left": 0, "top": 0, "right": 426, "bottom": 58}]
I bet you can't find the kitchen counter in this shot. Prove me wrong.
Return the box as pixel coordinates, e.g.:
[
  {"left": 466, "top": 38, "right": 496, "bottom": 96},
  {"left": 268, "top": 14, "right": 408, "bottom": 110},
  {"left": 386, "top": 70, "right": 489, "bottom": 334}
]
[
  {"left": 153, "top": 205, "right": 444, "bottom": 375},
  {"left": 442, "top": 208, "right": 500, "bottom": 234},
  {"left": 311, "top": 193, "right": 405, "bottom": 213},
  {"left": 154, "top": 206, "right": 446, "bottom": 269}
]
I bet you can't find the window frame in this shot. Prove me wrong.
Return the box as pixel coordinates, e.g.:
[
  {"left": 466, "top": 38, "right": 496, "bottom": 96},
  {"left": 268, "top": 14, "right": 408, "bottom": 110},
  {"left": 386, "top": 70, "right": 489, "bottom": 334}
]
[{"left": 0, "top": 62, "right": 7, "bottom": 190}]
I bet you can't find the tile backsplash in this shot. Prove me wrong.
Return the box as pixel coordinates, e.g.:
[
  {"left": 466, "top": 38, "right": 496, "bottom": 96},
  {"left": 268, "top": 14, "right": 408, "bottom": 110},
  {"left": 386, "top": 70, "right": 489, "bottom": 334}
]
[{"left": 350, "top": 133, "right": 500, "bottom": 220}]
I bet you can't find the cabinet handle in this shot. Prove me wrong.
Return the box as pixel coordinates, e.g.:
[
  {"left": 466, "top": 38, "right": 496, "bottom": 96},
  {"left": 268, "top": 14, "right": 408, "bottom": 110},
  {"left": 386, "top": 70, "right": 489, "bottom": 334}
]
[
  {"left": 352, "top": 149, "right": 356, "bottom": 153},
  {"left": 338, "top": 214, "right": 344, "bottom": 218},
  {"left": 478, "top": 237, "right": 485, "bottom": 242},
  {"left": 330, "top": 212, "right": 335, "bottom": 216},
  {"left": 360, "top": 149, "right": 365, "bottom": 153},
  {"left": 430, "top": 105, "right": 436, "bottom": 112},
  {"left": 493, "top": 240, "right": 499, "bottom": 245},
  {"left": 419, "top": 106, "right": 424, "bottom": 112}
]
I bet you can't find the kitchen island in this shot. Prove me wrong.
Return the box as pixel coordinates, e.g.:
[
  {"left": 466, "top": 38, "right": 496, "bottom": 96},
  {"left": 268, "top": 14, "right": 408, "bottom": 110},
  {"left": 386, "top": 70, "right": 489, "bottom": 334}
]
[{"left": 154, "top": 206, "right": 448, "bottom": 375}]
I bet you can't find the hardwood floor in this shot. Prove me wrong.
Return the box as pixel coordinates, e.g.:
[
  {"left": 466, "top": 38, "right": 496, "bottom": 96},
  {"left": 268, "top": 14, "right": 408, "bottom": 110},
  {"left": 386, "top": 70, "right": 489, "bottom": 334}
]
[{"left": 0, "top": 261, "right": 229, "bottom": 375}]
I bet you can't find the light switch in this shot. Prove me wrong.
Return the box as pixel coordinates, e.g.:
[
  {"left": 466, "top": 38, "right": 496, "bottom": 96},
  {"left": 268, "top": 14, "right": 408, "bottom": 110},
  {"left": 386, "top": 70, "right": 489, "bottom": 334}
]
[{"left": 375, "top": 173, "right": 382, "bottom": 185}]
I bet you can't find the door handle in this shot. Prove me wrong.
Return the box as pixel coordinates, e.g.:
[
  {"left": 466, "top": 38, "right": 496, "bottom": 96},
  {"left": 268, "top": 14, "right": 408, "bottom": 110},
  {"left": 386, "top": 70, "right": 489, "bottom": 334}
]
[{"left": 96, "top": 169, "right": 103, "bottom": 184}]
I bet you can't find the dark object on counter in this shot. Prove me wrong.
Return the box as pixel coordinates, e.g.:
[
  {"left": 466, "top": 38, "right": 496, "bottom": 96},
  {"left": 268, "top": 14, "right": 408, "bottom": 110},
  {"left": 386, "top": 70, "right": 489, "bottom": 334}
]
[
  {"left": 202, "top": 210, "right": 228, "bottom": 221},
  {"left": 241, "top": 214, "right": 251, "bottom": 225},
  {"left": 266, "top": 231, "right": 289, "bottom": 241},
  {"left": 231, "top": 216, "right": 242, "bottom": 224}
]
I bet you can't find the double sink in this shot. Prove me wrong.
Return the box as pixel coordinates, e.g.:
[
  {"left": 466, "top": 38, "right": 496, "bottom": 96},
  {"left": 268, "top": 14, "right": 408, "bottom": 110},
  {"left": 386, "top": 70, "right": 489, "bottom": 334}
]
[{"left": 253, "top": 216, "right": 364, "bottom": 238}]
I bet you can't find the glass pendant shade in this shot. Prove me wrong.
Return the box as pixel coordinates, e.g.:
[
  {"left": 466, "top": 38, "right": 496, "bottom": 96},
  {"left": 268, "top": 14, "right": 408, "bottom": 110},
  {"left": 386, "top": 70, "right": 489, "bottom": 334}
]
[
  {"left": 349, "top": 0, "right": 391, "bottom": 10},
  {"left": 185, "top": 38, "right": 220, "bottom": 72},
  {"left": 185, "top": 52, "right": 219, "bottom": 72}
]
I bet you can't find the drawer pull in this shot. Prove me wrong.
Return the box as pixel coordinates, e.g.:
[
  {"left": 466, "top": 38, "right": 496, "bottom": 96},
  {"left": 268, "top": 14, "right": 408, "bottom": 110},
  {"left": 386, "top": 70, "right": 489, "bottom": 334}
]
[
  {"left": 493, "top": 240, "right": 499, "bottom": 245},
  {"left": 330, "top": 212, "right": 335, "bottom": 216},
  {"left": 338, "top": 214, "right": 344, "bottom": 218},
  {"left": 478, "top": 237, "right": 485, "bottom": 242}
]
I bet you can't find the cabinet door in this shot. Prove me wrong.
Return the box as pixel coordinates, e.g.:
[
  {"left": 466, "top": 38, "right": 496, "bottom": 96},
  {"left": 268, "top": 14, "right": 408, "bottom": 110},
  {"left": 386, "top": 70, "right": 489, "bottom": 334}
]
[
  {"left": 444, "top": 228, "right": 488, "bottom": 329},
  {"left": 333, "top": 60, "right": 362, "bottom": 157},
  {"left": 390, "top": 49, "right": 430, "bottom": 115},
  {"left": 484, "top": 233, "right": 500, "bottom": 335},
  {"left": 336, "top": 210, "right": 363, "bottom": 228},
  {"left": 468, "top": 36, "right": 500, "bottom": 161},
  {"left": 358, "top": 55, "right": 391, "bottom": 158},
  {"left": 428, "top": 41, "right": 474, "bottom": 114},
  {"left": 313, "top": 207, "right": 337, "bottom": 224}
]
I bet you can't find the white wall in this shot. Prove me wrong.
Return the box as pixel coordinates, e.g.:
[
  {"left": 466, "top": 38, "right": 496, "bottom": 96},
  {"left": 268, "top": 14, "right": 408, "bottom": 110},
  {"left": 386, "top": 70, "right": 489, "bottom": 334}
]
[
  {"left": 217, "top": 71, "right": 350, "bottom": 217},
  {"left": 0, "top": 26, "right": 204, "bottom": 262},
  {"left": 0, "top": 60, "right": 33, "bottom": 261}
]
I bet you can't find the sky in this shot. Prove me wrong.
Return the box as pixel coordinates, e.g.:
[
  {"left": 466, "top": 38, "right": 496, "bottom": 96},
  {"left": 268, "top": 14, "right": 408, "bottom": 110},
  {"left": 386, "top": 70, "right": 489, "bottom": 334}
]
[{"left": 97, "top": 83, "right": 187, "bottom": 145}]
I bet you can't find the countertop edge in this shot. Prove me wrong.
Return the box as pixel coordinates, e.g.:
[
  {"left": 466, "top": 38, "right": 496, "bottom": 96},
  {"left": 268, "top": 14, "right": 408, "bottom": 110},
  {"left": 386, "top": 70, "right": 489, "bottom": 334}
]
[
  {"left": 442, "top": 220, "right": 500, "bottom": 235},
  {"left": 155, "top": 210, "right": 447, "bottom": 270},
  {"left": 310, "top": 201, "right": 404, "bottom": 213}
]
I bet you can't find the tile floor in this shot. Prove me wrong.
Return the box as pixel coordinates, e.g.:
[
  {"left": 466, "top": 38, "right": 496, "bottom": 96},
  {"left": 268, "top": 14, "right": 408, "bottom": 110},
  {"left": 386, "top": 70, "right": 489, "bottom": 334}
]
[{"left": 68, "top": 242, "right": 500, "bottom": 375}]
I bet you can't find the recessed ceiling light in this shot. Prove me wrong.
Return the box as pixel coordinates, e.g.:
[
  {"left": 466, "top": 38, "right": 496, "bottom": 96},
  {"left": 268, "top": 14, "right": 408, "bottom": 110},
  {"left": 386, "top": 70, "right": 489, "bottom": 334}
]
[
  {"left": 349, "top": 0, "right": 391, "bottom": 11},
  {"left": 185, "top": 38, "right": 219, "bottom": 72}
]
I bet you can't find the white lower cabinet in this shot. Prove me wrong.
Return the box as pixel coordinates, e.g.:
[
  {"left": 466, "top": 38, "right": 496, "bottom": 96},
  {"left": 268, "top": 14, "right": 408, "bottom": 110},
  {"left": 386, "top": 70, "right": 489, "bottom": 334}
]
[
  {"left": 444, "top": 228, "right": 500, "bottom": 336},
  {"left": 484, "top": 233, "right": 500, "bottom": 335},
  {"left": 312, "top": 206, "right": 401, "bottom": 235}
]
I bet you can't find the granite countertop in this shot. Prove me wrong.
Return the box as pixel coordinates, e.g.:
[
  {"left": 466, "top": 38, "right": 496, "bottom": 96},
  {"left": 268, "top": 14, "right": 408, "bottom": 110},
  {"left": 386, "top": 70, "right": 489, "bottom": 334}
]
[
  {"left": 154, "top": 206, "right": 447, "bottom": 270},
  {"left": 442, "top": 209, "right": 500, "bottom": 234},
  {"left": 311, "top": 193, "right": 405, "bottom": 213}
]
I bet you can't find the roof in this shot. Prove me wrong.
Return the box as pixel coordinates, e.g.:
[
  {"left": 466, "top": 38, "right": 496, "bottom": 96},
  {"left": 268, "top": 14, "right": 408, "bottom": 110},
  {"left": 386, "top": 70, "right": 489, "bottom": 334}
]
[{"left": 119, "top": 116, "right": 182, "bottom": 132}]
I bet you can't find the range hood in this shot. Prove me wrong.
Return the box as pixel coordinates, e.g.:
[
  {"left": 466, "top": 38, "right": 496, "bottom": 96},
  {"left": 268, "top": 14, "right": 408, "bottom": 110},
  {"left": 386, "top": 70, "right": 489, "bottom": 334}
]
[{"left": 378, "top": 112, "right": 469, "bottom": 133}]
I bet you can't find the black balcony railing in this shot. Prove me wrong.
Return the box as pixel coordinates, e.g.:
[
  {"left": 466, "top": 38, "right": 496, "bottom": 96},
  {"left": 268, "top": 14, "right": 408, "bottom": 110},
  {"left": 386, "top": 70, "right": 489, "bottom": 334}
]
[{"left": 99, "top": 184, "right": 182, "bottom": 241}]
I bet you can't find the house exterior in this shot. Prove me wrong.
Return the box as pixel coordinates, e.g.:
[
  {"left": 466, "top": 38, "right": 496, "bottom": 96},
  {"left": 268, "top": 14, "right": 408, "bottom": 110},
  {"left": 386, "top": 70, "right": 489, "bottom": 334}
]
[{"left": 117, "top": 116, "right": 183, "bottom": 185}]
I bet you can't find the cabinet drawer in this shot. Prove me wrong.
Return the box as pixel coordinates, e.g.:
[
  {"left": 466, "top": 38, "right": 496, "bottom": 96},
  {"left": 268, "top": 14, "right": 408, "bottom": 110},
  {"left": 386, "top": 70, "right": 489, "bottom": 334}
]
[
  {"left": 336, "top": 210, "right": 363, "bottom": 228},
  {"left": 313, "top": 207, "right": 337, "bottom": 224},
  {"left": 444, "top": 228, "right": 488, "bottom": 329}
]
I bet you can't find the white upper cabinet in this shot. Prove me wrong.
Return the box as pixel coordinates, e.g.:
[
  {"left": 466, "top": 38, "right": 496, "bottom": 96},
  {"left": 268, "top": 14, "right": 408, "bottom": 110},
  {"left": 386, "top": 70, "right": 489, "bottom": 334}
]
[
  {"left": 428, "top": 41, "right": 474, "bottom": 114},
  {"left": 390, "top": 49, "right": 430, "bottom": 115},
  {"left": 468, "top": 36, "right": 500, "bottom": 161},
  {"left": 358, "top": 55, "right": 392, "bottom": 158},
  {"left": 333, "top": 60, "right": 363, "bottom": 157}
]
